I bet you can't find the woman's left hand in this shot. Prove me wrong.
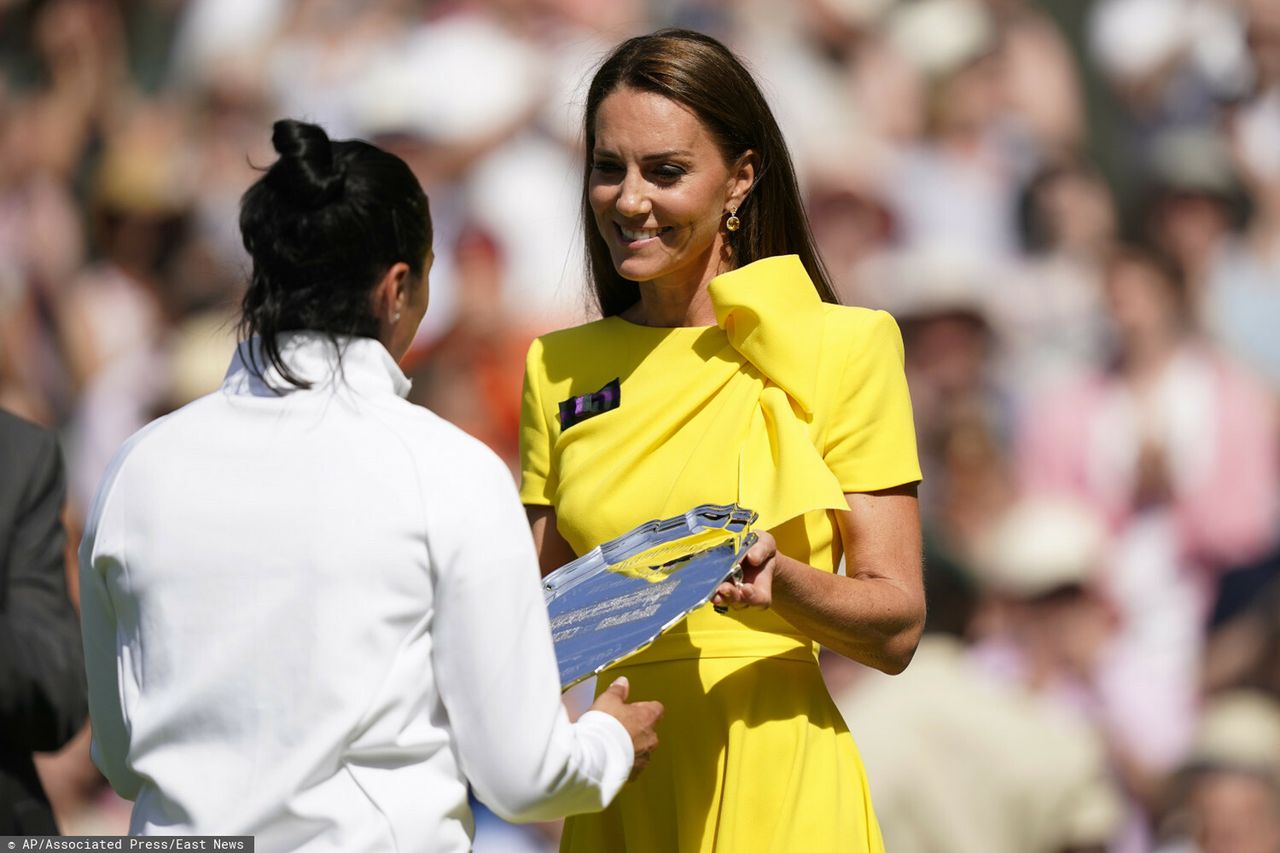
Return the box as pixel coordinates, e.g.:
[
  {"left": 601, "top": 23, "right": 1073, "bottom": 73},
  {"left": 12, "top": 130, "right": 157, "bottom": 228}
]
[{"left": 711, "top": 531, "right": 778, "bottom": 610}]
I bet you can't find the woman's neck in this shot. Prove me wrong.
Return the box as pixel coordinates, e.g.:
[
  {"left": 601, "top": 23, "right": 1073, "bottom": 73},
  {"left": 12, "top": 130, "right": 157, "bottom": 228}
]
[
  {"left": 622, "top": 246, "right": 732, "bottom": 328},
  {"left": 624, "top": 281, "right": 717, "bottom": 327}
]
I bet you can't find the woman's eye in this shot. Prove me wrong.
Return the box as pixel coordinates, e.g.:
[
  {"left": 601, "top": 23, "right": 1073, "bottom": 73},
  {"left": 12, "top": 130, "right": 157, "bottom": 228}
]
[
  {"left": 653, "top": 165, "right": 685, "bottom": 181},
  {"left": 592, "top": 161, "right": 623, "bottom": 174}
]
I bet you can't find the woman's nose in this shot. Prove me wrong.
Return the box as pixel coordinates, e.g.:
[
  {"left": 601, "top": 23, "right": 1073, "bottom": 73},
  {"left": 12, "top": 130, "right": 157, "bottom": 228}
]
[{"left": 616, "top": 171, "right": 651, "bottom": 217}]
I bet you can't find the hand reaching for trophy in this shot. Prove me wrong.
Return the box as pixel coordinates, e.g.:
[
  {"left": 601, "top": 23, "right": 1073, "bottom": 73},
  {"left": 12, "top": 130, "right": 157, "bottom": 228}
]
[{"left": 589, "top": 676, "right": 664, "bottom": 781}]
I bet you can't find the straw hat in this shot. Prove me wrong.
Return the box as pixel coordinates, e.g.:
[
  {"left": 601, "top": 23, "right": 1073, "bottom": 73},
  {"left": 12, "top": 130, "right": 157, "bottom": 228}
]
[
  {"left": 974, "top": 497, "right": 1109, "bottom": 598},
  {"left": 884, "top": 0, "right": 996, "bottom": 78},
  {"left": 1188, "top": 691, "right": 1280, "bottom": 779}
]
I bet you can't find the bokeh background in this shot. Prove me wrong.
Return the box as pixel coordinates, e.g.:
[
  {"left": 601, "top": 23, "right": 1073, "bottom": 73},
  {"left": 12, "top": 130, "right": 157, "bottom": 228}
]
[{"left": 5, "top": 0, "right": 1280, "bottom": 850}]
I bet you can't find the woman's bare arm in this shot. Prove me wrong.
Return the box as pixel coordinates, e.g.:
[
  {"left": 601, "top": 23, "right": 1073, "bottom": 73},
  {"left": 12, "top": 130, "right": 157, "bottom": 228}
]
[{"left": 711, "top": 484, "right": 925, "bottom": 674}]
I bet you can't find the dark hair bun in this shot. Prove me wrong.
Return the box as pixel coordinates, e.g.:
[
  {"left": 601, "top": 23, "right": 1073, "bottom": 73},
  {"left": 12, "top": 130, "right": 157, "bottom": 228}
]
[
  {"left": 238, "top": 119, "right": 431, "bottom": 390},
  {"left": 266, "top": 119, "right": 345, "bottom": 209}
]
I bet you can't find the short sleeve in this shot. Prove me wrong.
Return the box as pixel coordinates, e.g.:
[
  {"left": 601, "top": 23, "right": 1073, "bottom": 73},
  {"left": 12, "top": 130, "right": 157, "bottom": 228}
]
[
  {"left": 823, "top": 310, "right": 922, "bottom": 493},
  {"left": 519, "top": 337, "right": 558, "bottom": 506}
]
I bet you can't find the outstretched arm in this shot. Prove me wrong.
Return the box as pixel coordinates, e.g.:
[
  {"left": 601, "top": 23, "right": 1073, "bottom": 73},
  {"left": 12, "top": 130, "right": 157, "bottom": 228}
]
[{"left": 433, "top": 450, "right": 658, "bottom": 822}]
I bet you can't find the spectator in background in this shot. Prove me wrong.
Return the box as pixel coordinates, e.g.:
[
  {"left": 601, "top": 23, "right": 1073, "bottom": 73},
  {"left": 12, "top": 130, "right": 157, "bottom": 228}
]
[
  {"left": 807, "top": 168, "right": 897, "bottom": 307},
  {"left": 1155, "top": 691, "right": 1280, "bottom": 853},
  {"left": 832, "top": 531, "right": 1123, "bottom": 853},
  {"left": 996, "top": 157, "right": 1114, "bottom": 395},
  {"left": 969, "top": 497, "right": 1167, "bottom": 852},
  {"left": 59, "top": 107, "right": 194, "bottom": 516},
  {"left": 0, "top": 409, "right": 86, "bottom": 835},
  {"left": 0, "top": 51, "right": 86, "bottom": 425},
  {"left": 1018, "top": 245, "right": 1280, "bottom": 848},
  {"left": 996, "top": 1, "right": 1087, "bottom": 158},
  {"left": 1141, "top": 129, "right": 1247, "bottom": 321},
  {"left": 881, "top": 0, "right": 1022, "bottom": 260},
  {"left": 1021, "top": 244, "right": 1279, "bottom": 583},
  {"left": 863, "top": 249, "right": 1015, "bottom": 562},
  {"left": 968, "top": 499, "right": 1119, "bottom": 694},
  {"left": 1202, "top": 2, "right": 1280, "bottom": 390},
  {"left": 407, "top": 224, "right": 537, "bottom": 470},
  {"left": 1086, "top": 0, "right": 1252, "bottom": 205}
]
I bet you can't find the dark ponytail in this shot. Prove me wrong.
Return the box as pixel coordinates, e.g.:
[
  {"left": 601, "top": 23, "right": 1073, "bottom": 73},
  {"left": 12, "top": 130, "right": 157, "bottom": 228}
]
[{"left": 238, "top": 119, "right": 431, "bottom": 389}]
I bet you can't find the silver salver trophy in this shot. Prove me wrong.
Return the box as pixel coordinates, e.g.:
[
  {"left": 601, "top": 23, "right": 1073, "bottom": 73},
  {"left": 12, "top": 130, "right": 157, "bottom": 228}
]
[{"left": 543, "top": 503, "right": 757, "bottom": 690}]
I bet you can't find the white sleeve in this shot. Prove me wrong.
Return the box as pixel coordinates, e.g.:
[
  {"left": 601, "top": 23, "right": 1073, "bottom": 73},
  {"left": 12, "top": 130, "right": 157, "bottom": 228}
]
[
  {"left": 427, "top": 443, "right": 633, "bottom": 823},
  {"left": 78, "top": 449, "right": 144, "bottom": 801}
]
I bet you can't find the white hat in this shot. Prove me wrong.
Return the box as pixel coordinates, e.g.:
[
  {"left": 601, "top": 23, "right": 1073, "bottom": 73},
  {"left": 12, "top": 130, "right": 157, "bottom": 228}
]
[
  {"left": 975, "top": 497, "right": 1109, "bottom": 597},
  {"left": 1088, "top": 0, "right": 1187, "bottom": 82},
  {"left": 1189, "top": 691, "right": 1280, "bottom": 778},
  {"left": 863, "top": 246, "right": 994, "bottom": 323},
  {"left": 885, "top": 0, "right": 996, "bottom": 78},
  {"left": 350, "top": 15, "right": 546, "bottom": 143}
]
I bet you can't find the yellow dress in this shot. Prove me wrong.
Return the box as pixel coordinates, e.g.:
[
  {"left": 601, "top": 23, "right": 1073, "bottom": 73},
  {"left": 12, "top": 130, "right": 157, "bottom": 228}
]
[{"left": 519, "top": 255, "right": 921, "bottom": 852}]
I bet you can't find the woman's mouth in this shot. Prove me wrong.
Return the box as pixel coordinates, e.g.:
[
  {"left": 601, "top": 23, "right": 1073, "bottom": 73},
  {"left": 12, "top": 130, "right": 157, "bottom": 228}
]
[{"left": 616, "top": 223, "right": 671, "bottom": 246}]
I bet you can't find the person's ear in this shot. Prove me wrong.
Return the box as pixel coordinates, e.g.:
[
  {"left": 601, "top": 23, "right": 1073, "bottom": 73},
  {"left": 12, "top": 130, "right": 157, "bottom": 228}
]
[
  {"left": 726, "top": 150, "right": 757, "bottom": 213},
  {"left": 371, "top": 261, "right": 413, "bottom": 325}
]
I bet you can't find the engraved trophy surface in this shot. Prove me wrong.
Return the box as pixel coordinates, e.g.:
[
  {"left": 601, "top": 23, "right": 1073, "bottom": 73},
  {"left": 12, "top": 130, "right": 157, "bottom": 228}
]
[{"left": 543, "top": 503, "right": 758, "bottom": 689}]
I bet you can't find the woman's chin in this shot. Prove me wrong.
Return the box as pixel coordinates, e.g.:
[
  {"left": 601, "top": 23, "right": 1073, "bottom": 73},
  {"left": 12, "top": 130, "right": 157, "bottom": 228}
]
[{"left": 612, "top": 257, "right": 667, "bottom": 284}]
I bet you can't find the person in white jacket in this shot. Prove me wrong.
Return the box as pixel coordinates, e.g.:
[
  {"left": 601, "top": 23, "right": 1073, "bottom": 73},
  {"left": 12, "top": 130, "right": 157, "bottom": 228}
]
[{"left": 78, "top": 118, "right": 662, "bottom": 851}]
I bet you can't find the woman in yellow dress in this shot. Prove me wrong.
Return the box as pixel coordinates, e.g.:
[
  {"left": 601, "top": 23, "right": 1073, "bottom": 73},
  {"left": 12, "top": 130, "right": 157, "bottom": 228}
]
[{"left": 519, "top": 29, "right": 925, "bottom": 852}]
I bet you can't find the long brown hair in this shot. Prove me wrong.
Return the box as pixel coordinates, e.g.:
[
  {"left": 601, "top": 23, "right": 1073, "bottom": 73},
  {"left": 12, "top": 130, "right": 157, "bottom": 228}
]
[{"left": 582, "top": 29, "right": 838, "bottom": 317}]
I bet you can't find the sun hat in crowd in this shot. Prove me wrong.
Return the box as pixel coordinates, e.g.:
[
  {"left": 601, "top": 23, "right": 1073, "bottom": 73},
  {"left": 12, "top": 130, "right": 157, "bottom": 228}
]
[
  {"left": 974, "top": 497, "right": 1109, "bottom": 598},
  {"left": 1187, "top": 690, "right": 1280, "bottom": 779}
]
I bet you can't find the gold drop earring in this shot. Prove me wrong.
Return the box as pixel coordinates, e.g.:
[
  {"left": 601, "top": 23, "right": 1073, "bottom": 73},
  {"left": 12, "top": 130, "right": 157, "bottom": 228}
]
[{"left": 725, "top": 209, "right": 741, "bottom": 232}]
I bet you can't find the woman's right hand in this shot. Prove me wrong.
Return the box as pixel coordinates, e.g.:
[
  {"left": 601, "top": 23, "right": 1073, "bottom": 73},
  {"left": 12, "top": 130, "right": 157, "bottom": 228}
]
[
  {"left": 589, "top": 677, "right": 663, "bottom": 781},
  {"left": 710, "top": 530, "right": 779, "bottom": 609}
]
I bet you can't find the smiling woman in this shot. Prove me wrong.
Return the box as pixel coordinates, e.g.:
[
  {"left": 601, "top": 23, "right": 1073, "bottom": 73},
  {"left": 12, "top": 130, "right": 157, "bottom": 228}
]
[
  {"left": 519, "top": 28, "right": 925, "bottom": 853},
  {"left": 577, "top": 30, "right": 840, "bottom": 323},
  {"left": 587, "top": 88, "right": 754, "bottom": 311}
]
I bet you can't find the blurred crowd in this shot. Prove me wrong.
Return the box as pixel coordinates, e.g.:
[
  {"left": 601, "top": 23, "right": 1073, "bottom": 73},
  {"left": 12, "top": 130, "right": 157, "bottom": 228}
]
[{"left": 4, "top": 0, "right": 1280, "bottom": 850}]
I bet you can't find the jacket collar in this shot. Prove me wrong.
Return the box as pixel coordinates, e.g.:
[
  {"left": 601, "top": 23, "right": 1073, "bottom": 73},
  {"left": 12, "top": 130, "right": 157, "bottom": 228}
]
[{"left": 222, "top": 332, "right": 412, "bottom": 399}]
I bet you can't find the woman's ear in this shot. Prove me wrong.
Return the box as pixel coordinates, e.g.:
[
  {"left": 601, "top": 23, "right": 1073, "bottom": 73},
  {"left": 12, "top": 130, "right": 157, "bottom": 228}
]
[
  {"left": 371, "top": 261, "right": 413, "bottom": 323},
  {"left": 727, "top": 150, "right": 757, "bottom": 212}
]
